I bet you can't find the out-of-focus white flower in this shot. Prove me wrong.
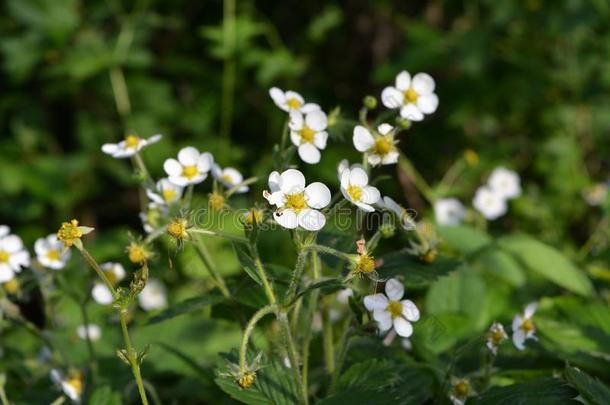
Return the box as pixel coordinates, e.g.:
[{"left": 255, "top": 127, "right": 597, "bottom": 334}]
[
  {"left": 0, "top": 227, "right": 30, "bottom": 283},
  {"left": 336, "top": 288, "right": 354, "bottom": 304},
  {"left": 138, "top": 278, "right": 168, "bottom": 311},
  {"left": 353, "top": 124, "right": 399, "bottom": 166},
  {"left": 76, "top": 324, "right": 102, "bottom": 342},
  {"left": 473, "top": 187, "right": 507, "bottom": 220},
  {"left": 340, "top": 167, "right": 380, "bottom": 212},
  {"left": 34, "top": 234, "right": 70, "bottom": 270},
  {"left": 263, "top": 169, "right": 331, "bottom": 231},
  {"left": 289, "top": 110, "right": 328, "bottom": 164},
  {"left": 512, "top": 302, "right": 538, "bottom": 351},
  {"left": 488, "top": 167, "right": 521, "bottom": 200},
  {"left": 50, "top": 369, "right": 83, "bottom": 403},
  {"left": 583, "top": 183, "right": 608, "bottom": 207},
  {"left": 212, "top": 164, "right": 249, "bottom": 193},
  {"left": 379, "top": 196, "right": 416, "bottom": 230},
  {"left": 337, "top": 159, "right": 363, "bottom": 179},
  {"left": 164, "top": 146, "right": 213, "bottom": 186},
  {"left": 146, "top": 178, "right": 184, "bottom": 206},
  {"left": 486, "top": 322, "right": 508, "bottom": 355},
  {"left": 101, "top": 134, "right": 162, "bottom": 159},
  {"left": 449, "top": 378, "right": 473, "bottom": 405},
  {"left": 363, "top": 278, "right": 420, "bottom": 338},
  {"left": 381, "top": 71, "right": 439, "bottom": 121},
  {"left": 91, "top": 262, "right": 126, "bottom": 305},
  {"left": 434, "top": 198, "right": 466, "bottom": 226},
  {"left": 268, "top": 87, "right": 320, "bottom": 113}
]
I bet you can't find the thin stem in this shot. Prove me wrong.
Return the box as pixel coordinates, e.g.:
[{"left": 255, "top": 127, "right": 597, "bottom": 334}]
[
  {"left": 193, "top": 237, "right": 231, "bottom": 298},
  {"left": 321, "top": 305, "right": 335, "bottom": 375},
  {"left": 398, "top": 154, "right": 435, "bottom": 204},
  {"left": 250, "top": 246, "right": 277, "bottom": 304},
  {"left": 238, "top": 304, "right": 278, "bottom": 372},
  {"left": 119, "top": 310, "right": 149, "bottom": 405},
  {"left": 300, "top": 251, "right": 321, "bottom": 396},
  {"left": 278, "top": 313, "right": 307, "bottom": 405},
  {"left": 109, "top": 67, "right": 131, "bottom": 120},
  {"left": 0, "top": 387, "right": 8, "bottom": 405},
  {"left": 77, "top": 247, "right": 118, "bottom": 300},
  {"left": 285, "top": 251, "right": 309, "bottom": 304},
  {"left": 305, "top": 244, "right": 353, "bottom": 262},
  {"left": 226, "top": 177, "right": 259, "bottom": 197},
  {"left": 189, "top": 228, "right": 249, "bottom": 244},
  {"left": 329, "top": 316, "right": 352, "bottom": 394},
  {"left": 132, "top": 153, "right": 155, "bottom": 188}
]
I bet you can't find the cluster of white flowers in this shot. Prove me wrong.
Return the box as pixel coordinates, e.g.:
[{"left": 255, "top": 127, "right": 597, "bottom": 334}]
[
  {"left": 473, "top": 167, "right": 521, "bottom": 220},
  {"left": 483, "top": 302, "right": 538, "bottom": 356}
]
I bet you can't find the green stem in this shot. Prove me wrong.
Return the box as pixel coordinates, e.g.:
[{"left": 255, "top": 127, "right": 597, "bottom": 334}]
[
  {"left": 398, "top": 154, "right": 435, "bottom": 204},
  {"left": 285, "top": 251, "right": 309, "bottom": 304},
  {"left": 193, "top": 237, "right": 231, "bottom": 298},
  {"left": 226, "top": 177, "right": 259, "bottom": 197},
  {"left": 0, "top": 386, "right": 8, "bottom": 405},
  {"left": 321, "top": 305, "right": 335, "bottom": 375},
  {"left": 301, "top": 251, "right": 321, "bottom": 396},
  {"left": 306, "top": 244, "right": 353, "bottom": 262},
  {"left": 109, "top": 67, "right": 131, "bottom": 120},
  {"left": 278, "top": 312, "right": 307, "bottom": 405},
  {"left": 189, "top": 228, "right": 249, "bottom": 244},
  {"left": 220, "top": 0, "right": 236, "bottom": 139},
  {"left": 119, "top": 310, "right": 149, "bottom": 405},
  {"left": 77, "top": 247, "right": 118, "bottom": 300},
  {"left": 250, "top": 246, "right": 277, "bottom": 304},
  {"left": 329, "top": 316, "right": 352, "bottom": 394},
  {"left": 238, "top": 304, "right": 278, "bottom": 372},
  {"left": 132, "top": 153, "right": 155, "bottom": 188}
]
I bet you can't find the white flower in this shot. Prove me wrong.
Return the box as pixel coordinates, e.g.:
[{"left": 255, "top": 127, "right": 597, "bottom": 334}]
[
  {"left": 76, "top": 324, "right": 102, "bottom": 342},
  {"left": 353, "top": 124, "right": 399, "bottom": 166},
  {"left": 337, "top": 159, "right": 363, "bottom": 179},
  {"left": 138, "top": 278, "right": 168, "bottom": 311},
  {"left": 381, "top": 71, "right": 439, "bottom": 121},
  {"left": 268, "top": 87, "right": 320, "bottom": 113},
  {"left": 434, "top": 198, "right": 466, "bottom": 226},
  {"left": 50, "top": 369, "right": 83, "bottom": 403},
  {"left": 486, "top": 322, "right": 508, "bottom": 355},
  {"left": 449, "top": 378, "right": 473, "bottom": 405},
  {"left": 336, "top": 288, "right": 354, "bottom": 304},
  {"left": 163, "top": 146, "right": 213, "bottom": 186},
  {"left": 340, "top": 167, "right": 380, "bottom": 212},
  {"left": 101, "top": 134, "right": 162, "bottom": 158},
  {"left": 34, "top": 234, "right": 70, "bottom": 270},
  {"left": 0, "top": 227, "right": 30, "bottom": 283},
  {"left": 91, "top": 262, "right": 126, "bottom": 305},
  {"left": 146, "top": 178, "right": 184, "bottom": 206},
  {"left": 363, "top": 278, "right": 420, "bottom": 338},
  {"left": 289, "top": 110, "right": 328, "bottom": 164},
  {"left": 379, "top": 196, "right": 416, "bottom": 230},
  {"left": 212, "top": 164, "right": 249, "bottom": 193},
  {"left": 488, "top": 167, "right": 521, "bottom": 199},
  {"left": 473, "top": 187, "right": 507, "bottom": 220},
  {"left": 583, "top": 183, "right": 608, "bottom": 207},
  {"left": 512, "top": 302, "right": 538, "bottom": 351},
  {"left": 263, "top": 169, "right": 331, "bottom": 231}
]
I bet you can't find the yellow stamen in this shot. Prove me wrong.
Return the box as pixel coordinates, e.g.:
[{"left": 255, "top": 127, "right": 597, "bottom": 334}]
[
  {"left": 208, "top": 192, "right": 226, "bottom": 212},
  {"left": 181, "top": 165, "right": 199, "bottom": 180},
  {"left": 167, "top": 218, "right": 189, "bottom": 241},
  {"left": 65, "top": 373, "right": 83, "bottom": 397},
  {"left": 286, "top": 98, "right": 301, "bottom": 109},
  {"left": 127, "top": 242, "right": 150, "bottom": 264},
  {"left": 0, "top": 250, "right": 9, "bottom": 263},
  {"left": 355, "top": 254, "right": 375, "bottom": 275},
  {"left": 237, "top": 371, "right": 256, "bottom": 389},
  {"left": 489, "top": 328, "right": 506, "bottom": 345},
  {"left": 124, "top": 135, "right": 140, "bottom": 148},
  {"left": 162, "top": 188, "right": 177, "bottom": 203},
  {"left": 346, "top": 185, "right": 363, "bottom": 202},
  {"left": 3, "top": 278, "right": 20, "bottom": 294},
  {"left": 521, "top": 318, "right": 535, "bottom": 333},
  {"left": 220, "top": 174, "right": 234, "bottom": 185},
  {"left": 373, "top": 136, "right": 394, "bottom": 156},
  {"left": 387, "top": 300, "right": 403, "bottom": 319},
  {"left": 404, "top": 88, "right": 418, "bottom": 103},
  {"left": 57, "top": 219, "right": 83, "bottom": 247},
  {"left": 453, "top": 380, "right": 470, "bottom": 398},
  {"left": 284, "top": 193, "right": 308, "bottom": 213},
  {"left": 300, "top": 126, "right": 316, "bottom": 143},
  {"left": 46, "top": 249, "right": 61, "bottom": 261}
]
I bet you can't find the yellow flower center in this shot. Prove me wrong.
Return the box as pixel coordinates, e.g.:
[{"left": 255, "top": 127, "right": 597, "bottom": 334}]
[
  {"left": 453, "top": 380, "right": 470, "bottom": 398},
  {"left": 0, "top": 250, "right": 9, "bottom": 263},
  {"left": 3, "top": 278, "right": 19, "bottom": 294},
  {"left": 208, "top": 192, "right": 226, "bottom": 211},
  {"left": 220, "top": 174, "right": 234, "bottom": 185},
  {"left": 489, "top": 328, "right": 506, "bottom": 345},
  {"left": 387, "top": 300, "right": 403, "bottom": 319},
  {"left": 355, "top": 254, "right": 375, "bottom": 275},
  {"left": 124, "top": 135, "right": 140, "bottom": 148},
  {"left": 373, "top": 136, "right": 394, "bottom": 156},
  {"left": 46, "top": 249, "right": 61, "bottom": 261},
  {"left": 346, "top": 185, "right": 363, "bottom": 202},
  {"left": 284, "top": 193, "right": 308, "bottom": 213},
  {"left": 419, "top": 249, "right": 437, "bottom": 264},
  {"left": 286, "top": 98, "right": 301, "bottom": 109},
  {"left": 127, "top": 243, "right": 149, "bottom": 264},
  {"left": 245, "top": 209, "right": 263, "bottom": 225},
  {"left": 300, "top": 126, "right": 316, "bottom": 143},
  {"left": 237, "top": 371, "right": 256, "bottom": 389},
  {"left": 57, "top": 219, "right": 82, "bottom": 247},
  {"left": 65, "top": 373, "right": 83, "bottom": 397},
  {"left": 521, "top": 318, "right": 535, "bottom": 333},
  {"left": 162, "top": 188, "right": 177, "bottom": 203},
  {"left": 167, "top": 218, "right": 189, "bottom": 240},
  {"left": 181, "top": 165, "right": 199, "bottom": 180},
  {"left": 404, "top": 87, "right": 419, "bottom": 103}
]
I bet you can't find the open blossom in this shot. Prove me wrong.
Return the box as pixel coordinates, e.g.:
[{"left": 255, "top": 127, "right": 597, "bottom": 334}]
[
  {"left": 364, "top": 278, "right": 420, "bottom": 338},
  {"left": 379, "top": 196, "right": 416, "bottom": 230},
  {"left": 434, "top": 198, "right": 466, "bottom": 226},
  {"left": 76, "top": 324, "right": 102, "bottom": 341},
  {"left": 289, "top": 110, "right": 328, "bottom": 164},
  {"left": 449, "top": 378, "right": 473, "bottom": 405},
  {"left": 139, "top": 278, "right": 168, "bottom": 311},
  {"left": 146, "top": 178, "right": 184, "bottom": 206},
  {"left": 212, "top": 164, "right": 249, "bottom": 193},
  {"left": 50, "top": 369, "right": 83, "bottom": 403},
  {"left": 35, "top": 234, "right": 70, "bottom": 270},
  {"left": 488, "top": 167, "right": 521, "bottom": 199},
  {"left": 486, "top": 322, "right": 508, "bottom": 355},
  {"left": 91, "top": 262, "right": 126, "bottom": 305},
  {"left": 268, "top": 87, "right": 320, "bottom": 113},
  {"left": 0, "top": 226, "right": 30, "bottom": 282},
  {"left": 381, "top": 71, "right": 439, "bottom": 121},
  {"left": 340, "top": 167, "right": 380, "bottom": 212},
  {"left": 473, "top": 186, "right": 507, "bottom": 220},
  {"left": 164, "top": 146, "right": 213, "bottom": 186},
  {"left": 263, "top": 169, "right": 331, "bottom": 231},
  {"left": 512, "top": 302, "right": 538, "bottom": 350},
  {"left": 353, "top": 124, "right": 399, "bottom": 166},
  {"left": 57, "top": 219, "right": 94, "bottom": 249},
  {"left": 582, "top": 183, "right": 608, "bottom": 206},
  {"left": 101, "top": 134, "right": 162, "bottom": 158}
]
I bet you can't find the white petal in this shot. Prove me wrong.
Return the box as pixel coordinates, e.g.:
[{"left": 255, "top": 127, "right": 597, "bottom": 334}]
[
  {"left": 512, "top": 315, "right": 522, "bottom": 331},
  {"left": 412, "top": 72, "right": 435, "bottom": 94},
  {"left": 363, "top": 293, "right": 388, "bottom": 311},
  {"left": 512, "top": 330, "right": 526, "bottom": 350},
  {"left": 353, "top": 126, "right": 375, "bottom": 152},
  {"left": 349, "top": 167, "right": 369, "bottom": 187},
  {"left": 417, "top": 94, "right": 439, "bottom": 114},
  {"left": 367, "top": 154, "right": 382, "bottom": 166},
  {"left": 266, "top": 191, "right": 285, "bottom": 207},
  {"left": 381, "top": 87, "right": 404, "bottom": 108},
  {"left": 355, "top": 201, "right": 375, "bottom": 212},
  {"left": 395, "top": 71, "right": 412, "bottom": 91},
  {"left": 146, "top": 134, "right": 162, "bottom": 144},
  {"left": 0, "top": 226, "right": 9, "bottom": 238},
  {"left": 289, "top": 110, "right": 304, "bottom": 130},
  {"left": 298, "top": 143, "right": 321, "bottom": 164},
  {"left": 168, "top": 176, "right": 189, "bottom": 187},
  {"left": 34, "top": 237, "right": 48, "bottom": 256},
  {"left": 92, "top": 284, "right": 114, "bottom": 305},
  {"left": 268, "top": 171, "right": 281, "bottom": 192},
  {"left": 337, "top": 159, "right": 349, "bottom": 178},
  {"left": 305, "top": 182, "right": 331, "bottom": 209},
  {"left": 524, "top": 302, "right": 538, "bottom": 318},
  {"left": 290, "top": 131, "right": 301, "bottom": 146},
  {"left": 393, "top": 317, "right": 413, "bottom": 338},
  {"left": 0, "top": 264, "right": 14, "bottom": 282},
  {"left": 177, "top": 146, "right": 200, "bottom": 165},
  {"left": 198, "top": 152, "right": 213, "bottom": 172},
  {"left": 373, "top": 309, "right": 393, "bottom": 331},
  {"left": 163, "top": 159, "right": 183, "bottom": 177},
  {"left": 400, "top": 104, "right": 424, "bottom": 121},
  {"left": 222, "top": 168, "right": 243, "bottom": 185},
  {"left": 297, "top": 209, "right": 326, "bottom": 231},
  {"left": 273, "top": 209, "right": 298, "bottom": 229},
  {"left": 313, "top": 131, "right": 328, "bottom": 149},
  {"left": 305, "top": 110, "right": 327, "bottom": 131},
  {"left": 385, "top": 278, "right": 404, "bottom": 300},
  {"left": 101, "top": 143, "right": 119, "bottom": 155},
  {"left": 10, "top": 250, "right": 30, "bottom": 269},
  {"left": 2, "top": 235, "right": 23, "bottom": 253},
  {"left": 361, "top": 186, "right": 381, "bottom": 204},
  {"left": 269, "top": 87, "right": 287, "bottom": 109},
  {"left": 301, "top": 103, "right": 320, "bottom": 113},
  {"left": 377, "top": 123, "right": 394, "bottom": 135},
  {"left": 340, "top": 169, "right": 351, "bottom": 189},
  {"left": 401, "top": 300, "right": 420, "bottom": 321},
  {"left": 280, "top": 169, "right": 306, "bottom": 194}
]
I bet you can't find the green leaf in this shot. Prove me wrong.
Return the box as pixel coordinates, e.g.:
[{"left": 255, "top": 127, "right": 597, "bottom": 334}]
[
  {"left": 88, "top": 386, "right": 122, "bottom": 405},
  {"left": 377, "top": 251, "right": 462, "bottom": 288},
  {"left": 472, "top": 246, "right": 526, "bottom": 286},
  {"left": 437, "top": 225, "right": 492, "bottom": 254},
  {"left": 233, "top": 242, "right": 262, "bottom": 286},
  {"left": 565, "top": 366, "right": 610, "bottom": 405},
  {"left": 335, "top": 359, "right": 401, "bottom": 391},
  {"left": 472, "top": 377, "right": 579, "bottom": 404},
  {"left": 146, "top": 293, "right": 224, "bottom": 325},
  {"left": 293, "top": 278, "right": 344, "bottom": 303},
  {"left": 498, "top": 234, "right": 593, "bottom": 296}
]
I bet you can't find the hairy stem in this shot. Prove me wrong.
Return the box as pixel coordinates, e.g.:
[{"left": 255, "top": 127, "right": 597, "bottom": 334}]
[
  {"left": 238, "top": 304, "right": 278, "bottom": 372},
  {"left": 119, "top": 309, "right": 149, "bottom": 405},
  {"left": 193, "top": 237, "right": 231, "bottom": 298},
  {"left": 285, "top": 251, "right": 309, "bottom": 304},
  {"left": 77, "top": 247, "right": 118, "bottom": 300},
  {"left": 250, "top": 246, "right": 277, "bottom": 304}
]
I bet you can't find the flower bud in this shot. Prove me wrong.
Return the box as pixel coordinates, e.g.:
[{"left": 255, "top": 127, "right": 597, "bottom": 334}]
[{"left": 363, "top": 95, "right": 377, "bottom": 110}]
